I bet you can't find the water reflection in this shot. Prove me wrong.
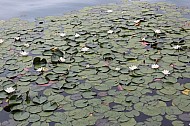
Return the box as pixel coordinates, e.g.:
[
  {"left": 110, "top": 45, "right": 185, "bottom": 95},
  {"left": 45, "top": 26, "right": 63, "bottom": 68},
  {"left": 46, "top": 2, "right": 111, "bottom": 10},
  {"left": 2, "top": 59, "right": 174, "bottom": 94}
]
[
  {"left": 1, "top": 0, "right": 190, "bottom": 21},
  {"left": 0, "top": 0, "right": 121, "bottom": 21}
]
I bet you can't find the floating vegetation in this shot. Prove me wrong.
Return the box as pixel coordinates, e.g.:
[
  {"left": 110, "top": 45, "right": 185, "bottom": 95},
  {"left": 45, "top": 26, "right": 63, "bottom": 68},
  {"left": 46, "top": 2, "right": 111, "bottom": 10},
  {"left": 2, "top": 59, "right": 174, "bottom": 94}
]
[{"left": 0, "top": 1, "right": 190, "bottom": 126}]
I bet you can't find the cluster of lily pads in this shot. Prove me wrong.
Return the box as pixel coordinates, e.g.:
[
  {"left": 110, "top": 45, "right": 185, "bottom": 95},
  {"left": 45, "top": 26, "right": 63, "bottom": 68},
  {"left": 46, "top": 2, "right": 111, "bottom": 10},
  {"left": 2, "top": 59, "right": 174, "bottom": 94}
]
[{"left": 0, "top": 1, "right": 190, "bottom": 126}]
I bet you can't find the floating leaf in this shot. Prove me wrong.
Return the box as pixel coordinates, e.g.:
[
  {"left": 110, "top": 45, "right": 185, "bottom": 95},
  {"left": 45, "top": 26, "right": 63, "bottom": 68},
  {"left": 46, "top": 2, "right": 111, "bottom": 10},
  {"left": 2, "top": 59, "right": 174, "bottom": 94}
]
[
  {"left": 13, "top": 111, "right": 30, "bottom": 121},
  {"left": 42, "top": 102, "right": 58, "bottom": 111}
]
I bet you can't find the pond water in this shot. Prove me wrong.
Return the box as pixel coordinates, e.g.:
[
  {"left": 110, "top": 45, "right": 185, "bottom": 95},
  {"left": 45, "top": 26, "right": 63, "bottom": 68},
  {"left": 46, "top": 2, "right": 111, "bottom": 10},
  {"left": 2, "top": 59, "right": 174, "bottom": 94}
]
[
  {"left": 0, "top": 0, "right": 121, "bottom": 21},
  {"left": 0, "top": 0, "right": 190, "bottom": 21},
  {"left": 0, "top": 0, "right": 190, "bottom": 126}
]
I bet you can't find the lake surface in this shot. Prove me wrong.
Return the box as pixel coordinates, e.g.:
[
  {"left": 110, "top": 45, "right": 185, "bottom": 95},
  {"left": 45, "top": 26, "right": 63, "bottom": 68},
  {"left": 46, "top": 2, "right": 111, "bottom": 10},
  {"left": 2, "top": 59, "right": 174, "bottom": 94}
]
[
  {"left": 0, "top": 0, "right": 121, "bottom": 21},
  {"left": 0, "top": 0, "right": 190, "bottom": 21}
]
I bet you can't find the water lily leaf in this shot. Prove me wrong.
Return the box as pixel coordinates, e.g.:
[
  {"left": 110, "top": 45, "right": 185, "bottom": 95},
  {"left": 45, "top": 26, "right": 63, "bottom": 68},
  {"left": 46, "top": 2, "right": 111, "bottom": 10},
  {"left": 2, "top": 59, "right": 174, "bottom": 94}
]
[
  {"left": 173, "top": 95, "right": 190, "bottom": 112},
  {"left": 172, "top": 121, "right": 184, "bottom": 126},
  {"left": 163, "top": 76, "right": 177, "bottom": 83},
  {"left": 74, "top": 99, "right": 88, "bottom": 107},
  {"left": 0, "top": 92, "right": 7, "bottom": 99},
  {"left": 45, "top": 73, "right": 59, "bottom": 81},
  {"left": 82, "top": 92, "right": 96, "bottom": 98},
  {"left": 184, "top": 83, "right": 190, "bottom": 89},
  {"left": 38, "top": 111, "right": 53, "bottom": 117},
  {"left": 160, "top": 87, "right": 176, "bottom": 95},
  {"left": 9, "top": 95, "right": 23, "bottom": 106},
  {"left": 13, "top": 111, "right": 30, "bottom": 121},
  {"left": 42, "top": 102, "right": 58, "bottom": 111},
  {"left": 33, "top": 96, "right": 47, "bottom": 104},
  {"left": 28, "top": 114, "right": 41, "bottom": 122},
  {"left": 165, "top": 115, "right": 177, "bottom": 121},
  {"left": 149, "top": 54, "right": 162, "bottom": 60},
  {"left": 120, "top": 118, "right": 136, "bottom": 126},
  {"left": 43, "top": 50, "right": 53, "bottom": 56},
  {"left": 53, "top": 66, "right": 68, "bottom": 74},
  {"left": 29, "top": 106, "right": 42, "bottom": 113},
  {"left": 149, "top": 82, "right": 163, "bottom": 89},
  {"left": 36, "top": 77, "right": 48, "bottom": 85},
  {"left": 51, "top": 54, "right": 60, "bottom": 63}
]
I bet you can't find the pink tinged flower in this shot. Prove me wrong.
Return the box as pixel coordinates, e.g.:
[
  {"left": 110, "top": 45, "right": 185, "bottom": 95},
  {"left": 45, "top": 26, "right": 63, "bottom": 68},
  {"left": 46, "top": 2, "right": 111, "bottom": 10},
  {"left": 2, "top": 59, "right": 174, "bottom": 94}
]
[
  {"left": 117, "top": 85, "right": 123, "bottom": 91},
  {"left": 24, "top": 67, "right": 30, "bottom": 71},
  {"left": 141, "top": 42, "right": 148, "bottom": 46}
]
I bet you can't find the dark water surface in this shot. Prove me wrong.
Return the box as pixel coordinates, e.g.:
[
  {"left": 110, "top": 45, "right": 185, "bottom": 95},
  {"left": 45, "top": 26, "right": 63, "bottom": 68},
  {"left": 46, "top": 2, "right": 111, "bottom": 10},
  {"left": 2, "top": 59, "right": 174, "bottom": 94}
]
[{"left": 0, "top": 0, "right": 190, "bottom": 21}]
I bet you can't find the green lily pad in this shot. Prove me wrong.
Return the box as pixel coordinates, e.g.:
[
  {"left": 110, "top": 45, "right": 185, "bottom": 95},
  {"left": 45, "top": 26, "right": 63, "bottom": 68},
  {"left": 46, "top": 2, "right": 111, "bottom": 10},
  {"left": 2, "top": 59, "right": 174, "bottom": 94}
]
[{"left": 13, "top": 111, "right": 30, "bottom": 121}]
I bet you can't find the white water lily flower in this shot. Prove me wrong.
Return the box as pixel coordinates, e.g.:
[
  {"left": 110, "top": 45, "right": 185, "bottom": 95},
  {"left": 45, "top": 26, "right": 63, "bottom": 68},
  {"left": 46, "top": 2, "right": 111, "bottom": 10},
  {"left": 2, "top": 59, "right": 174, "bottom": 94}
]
[
  {"left": 75, "top": 33, "right": 80, "bottom": 37},
  {"left": 86, "top": 64, "right": 90, "bottom": 68},
  {"left": 59, "top": 57, "right": 66, "bottom": 62},
  {"left": 14, "top": 37, "right": 20, "bottom": 41},
  {"left": 154, "top": 29, "right": 161, "bottom": 34},
  {"left": 36, "top": 67, "right": 49, "bottom": 72},
  {"left": 60, "top": 33, "right": 66, "bottom": 37},
  {"left": 20, "top": 51, "right": 29, "bottom": 56},
  {"left": 162, "top": 70, "right": 170, "bottom": 75},
  {"left": 151, "top": 64, "right": 159, "bottom": 69},
  {"left": 81, "top": 47, "right": 89, "bottom": 52},
  {"left": 5, "top": 87, "right": 15, "bottom": 93},
  {"left": 106, "top": 10, "right": 113, "bottom": 13},
  {"left": 0, "top": 39, "right": 4, "bottom": 44},
  {"left": 24, "top": 43, "right": 30, "bottom": 47},
  {"left": 115, "top": 67, "right": 120, "bottom": 71},
  {"left": 107, "top": 30, "right": 113, "bottom": 34},
  {"left": 142, "top": 37, "right": 146, "bottom": 41},
  {"left": 173, "top": 45, "right": 181, "bottom": 49},
  {"left": 129, "top": 65, "right": 138, "bottom": 71},
  {"left": 36, "top": 67, "right": 43, "bottom": 72},
  {"left": 134, "top": 20, "right": 140, "bottom": 24}
]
